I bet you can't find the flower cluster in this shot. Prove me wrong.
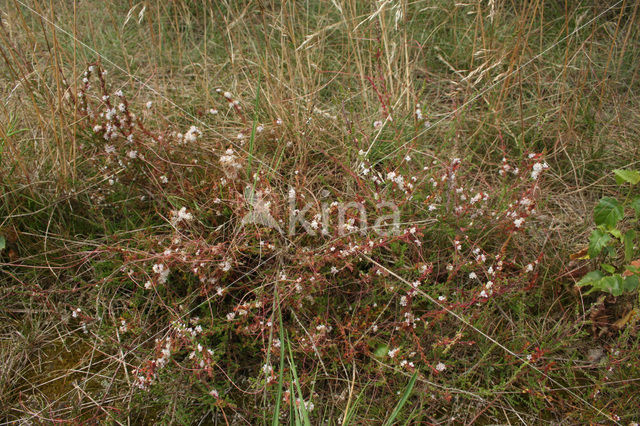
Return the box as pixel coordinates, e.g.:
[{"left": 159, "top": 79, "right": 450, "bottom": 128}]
[
  {"left": 177, "top": 125, "right": 202, "bottom": 145},
  {"left": 219, "top": 148, "right": 243, "bottom": 179}
]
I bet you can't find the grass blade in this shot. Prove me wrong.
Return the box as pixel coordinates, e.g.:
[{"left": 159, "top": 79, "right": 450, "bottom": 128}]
[
  {"left": 382, "top": 372, "right": 418, "bottom": 426},
  {"left": 272, "top": 291, "right": 286, "bottom": 426},
  {"left": 287, "top": 334, "right": 311, "bottom": 426}
]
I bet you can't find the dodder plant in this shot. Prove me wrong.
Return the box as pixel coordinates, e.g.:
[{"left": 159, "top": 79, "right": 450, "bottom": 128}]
[{"left": 67, "top": 64, "right": 552, "bottom": 421}]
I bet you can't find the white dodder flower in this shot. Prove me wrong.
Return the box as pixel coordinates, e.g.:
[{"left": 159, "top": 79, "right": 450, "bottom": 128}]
[
  {"left": 531, "top": 161, "right": 548, "bottom": 180},
  {"left": 152, "top": 263, "right": 170, "bottom": 285},
  {"left": 180, "top": 126, "right": 201, "bottom": 145},
  {"left": 220, "top": 259, "right": 232, "bottom": 272},
  {"left": 219, "top": 148, "right": 242, "bottom": 179},
  {"left": 170, "top": 207, "right": 194, "bottom": 226},
  {"left": 105, "top": 108, "right": 116, "bottom": 121}
]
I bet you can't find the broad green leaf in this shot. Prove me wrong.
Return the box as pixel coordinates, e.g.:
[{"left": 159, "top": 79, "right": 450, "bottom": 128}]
[
  {"left": 613, "top": 169, "right": 640, "bottom": 185},
  {"left": 622, "top": 275, "right": 640, "bottom": 293},
  {"left": 588, "top": 229, "right": 610, "bottom": 258},
  {"left": 597, "top": 275, "right": 624, "bottom": 296},
  {"left": 608, "top": 228, "right": 622, "bottom": 239},
  {"left": 374, "top": 344, "right": 389, "bottom": 358},
  {"left": 577, "top": 270, "right": 605, "bottom": 287},
  {"left": 601, "top": 264, "right": 615, "bottom": 274},
  {"left": 594, "top": 197, "right": 624, "bottom": 228},
  {"left": 624, "top": 230, "right": 636, "bottom": 262},
  {"left": 578, "top": 272, "right": 640, "bottom": 296}
]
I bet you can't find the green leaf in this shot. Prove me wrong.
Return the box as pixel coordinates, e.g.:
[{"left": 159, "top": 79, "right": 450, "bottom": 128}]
[
  {"left": 588, "top": 229, "right": 610, "bottom": 258},
  {"left": 613, "top": 169, "right": 640, "bottom": 185},
  {"left": 594, "top": 197, "right": 624, "bottom": 228},
  {"left": 601, "top": 264, "right": 616, "bottom": 274},
  {"left": 374, "top": 344, "right": 389, "bottom": 358},
  {"left": 577, "top": 270, "right": 605, "bottom": 287},
  {"left": 624, "top": 230, "right": 636, "bottom": 262},
  {"left": 622, "top": 275, "right": 640, "bottom": 293},
  {"left": 578, "top": 272, "right": 637, "bottom": 296},
  {"left": 608, "top": 228, "right": 622, "bottom": 239},
  {"left": 0, "top": 235, "right": 5, "bottom": 251},
  {"left": 599, "top": 275, "right": 624, "bottom": 296}
]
